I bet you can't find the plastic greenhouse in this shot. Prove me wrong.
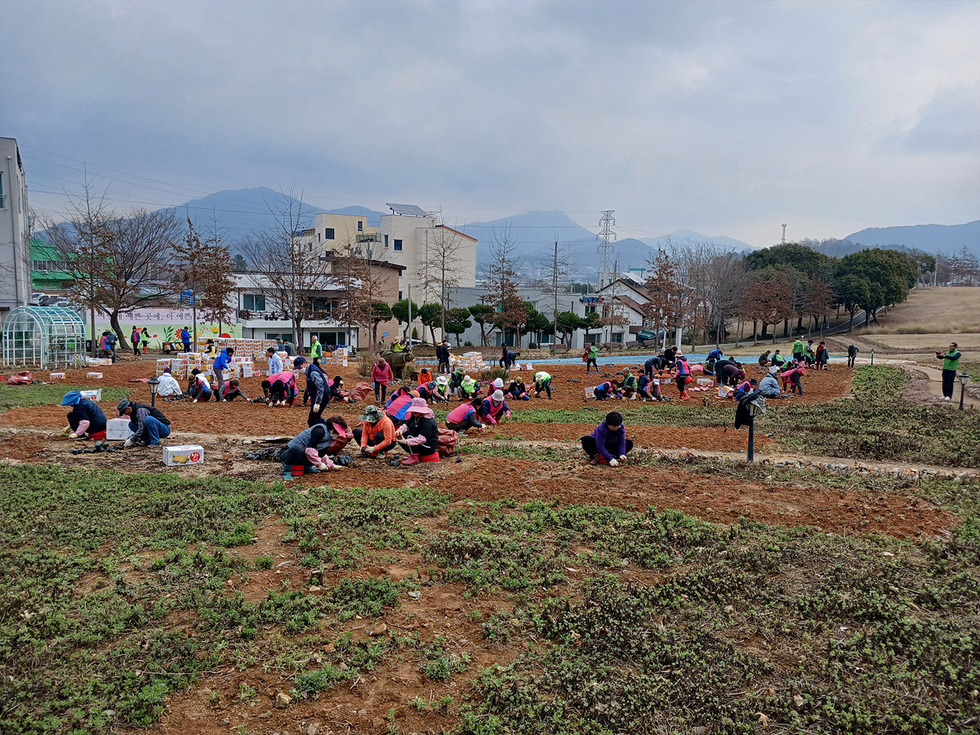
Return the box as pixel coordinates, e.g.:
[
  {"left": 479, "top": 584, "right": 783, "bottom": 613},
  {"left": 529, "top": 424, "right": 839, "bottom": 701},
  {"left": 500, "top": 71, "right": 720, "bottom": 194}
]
[{"left": 2, "top": 306, "right": 87, "bottom": 369}]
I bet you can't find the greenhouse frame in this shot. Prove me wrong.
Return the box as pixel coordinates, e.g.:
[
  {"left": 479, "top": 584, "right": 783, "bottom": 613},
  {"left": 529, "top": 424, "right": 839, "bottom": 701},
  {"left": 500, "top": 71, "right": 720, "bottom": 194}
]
[{"left": 1, "top": 306, "right": 87, "bottom": 369}]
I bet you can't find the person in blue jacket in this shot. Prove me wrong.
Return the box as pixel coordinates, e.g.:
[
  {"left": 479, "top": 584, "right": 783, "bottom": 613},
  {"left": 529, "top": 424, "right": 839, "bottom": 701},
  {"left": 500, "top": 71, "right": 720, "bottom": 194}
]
[
  {"left": 61, "top": 390, "right": 108, "bottom": 445},
  {"left": 295, "top": 356, "right": 329, "bottom": 426},
  {"left": 211, "top": 347, "right": 234, "bottom": 396},
  {"left": 581, "top": 411, "right": 633, "bottom": 466},
  {"left": 180, "top": 326, "right": 191, "bottom": 353}
]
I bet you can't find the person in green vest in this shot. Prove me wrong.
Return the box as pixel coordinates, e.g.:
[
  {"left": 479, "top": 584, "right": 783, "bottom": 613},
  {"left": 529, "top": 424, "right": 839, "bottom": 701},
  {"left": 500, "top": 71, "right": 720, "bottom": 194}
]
[
  {"left": 391, "top": 339, "right": 405, "bottom": 353},
  {"left": 585, "top": 342, "right": 600, "bottom": 373},
  {"left": 792, "top": 338, "right": 804, "bottom": 363},
  {"left": 620, "top": 368, "right": 639, "bottom": 399},
  {"left": 936, "top": 342, "right": 962, "bottom": 401},
  {"left": 310, "top": 336, "right": 324, "bottom": 365}
]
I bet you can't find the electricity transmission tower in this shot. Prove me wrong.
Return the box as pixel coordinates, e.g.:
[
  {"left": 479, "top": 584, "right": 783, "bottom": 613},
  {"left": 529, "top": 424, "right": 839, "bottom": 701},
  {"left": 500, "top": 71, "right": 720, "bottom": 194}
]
[{"left": 597, "top": 210, "right": 617, "bottom": 290}]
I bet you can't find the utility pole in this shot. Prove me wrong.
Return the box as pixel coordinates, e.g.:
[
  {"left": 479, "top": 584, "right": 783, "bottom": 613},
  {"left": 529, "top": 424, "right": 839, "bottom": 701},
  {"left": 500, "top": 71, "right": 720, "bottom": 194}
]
[
  {"left": 552, "top": 241, "right": 559, "bottom": 355},
  {"left": 781, "top": 224, "right": 787, "bottom": 245}
]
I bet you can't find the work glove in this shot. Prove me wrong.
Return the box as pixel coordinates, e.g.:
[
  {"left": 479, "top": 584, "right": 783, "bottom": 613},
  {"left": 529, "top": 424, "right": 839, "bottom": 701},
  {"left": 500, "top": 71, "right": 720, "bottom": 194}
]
[
  {"left": 608, "top": 459, "right": 619, "bottom": 467},
  {"left": 312, "top": 404, "right": 321, "bottom": 412},
  {"left": 123, "top": 438, "right": 134, "bottom": 449},
  {"left": 619, "top": 455, "right": 627, "bottom": 463},
  {"left": 61, "top": 426, "right": 74, "bottom": 435},
  {"left": 192, "top": 399, "right": 198, "bottom": 404},
  {"left": 69, "top": 433, "right": 84, "bottom": 440}
]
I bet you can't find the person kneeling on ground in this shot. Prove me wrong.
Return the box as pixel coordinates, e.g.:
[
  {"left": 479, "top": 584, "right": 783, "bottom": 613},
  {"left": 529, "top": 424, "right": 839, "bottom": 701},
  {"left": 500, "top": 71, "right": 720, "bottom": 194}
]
[
  {"left": 457, "top": 375, "right": 482, "bottom": 402},
  {"left": 61, "top": 390, "right": 107, "bottom": 443},
  {"left": 620, "top": 369, "right": 639, "bottom": 399},
  {"left": 279, "top": 424, "right": 345, "bottom": 481},
  {"left": 758, "top": 372, "right": 782, "bottom": 398},
  {"left": 593, "top": 380, "right": 623, "bottom": 401},
  {"left": 397, "top": 398, "right": 441, "bottom": 465},
  {"left": 446, "top": 398, "right": 485, "bottom": 433},
  {"left": 353, "top": 404, "right": 397, "bottom": 458},
  {"left": 507, "top": 377, "right": 530, "bottom": 401},
  {"left": 117, "top": 399, "right": 171, "bottom": 447},
  {"left": 263, "top": 369, "right": 296, "bottom": 406},
  {"left": 187, "top": 369, "right": 213, "bottom": 403},
  {"left": 481, "top": 390, "right": 511, "bottom": 425},
  {"left": 581, "top": 411, "right": 634, "bottom": 466},
  {"left": 636, "top": 373, "right": 663, "bottom": 401},
  {"left": 156, "top": 367, "right": 184, "bottom": 399},
  {"left": 220, "top": 378, "right": 249, "bottom": 402}
]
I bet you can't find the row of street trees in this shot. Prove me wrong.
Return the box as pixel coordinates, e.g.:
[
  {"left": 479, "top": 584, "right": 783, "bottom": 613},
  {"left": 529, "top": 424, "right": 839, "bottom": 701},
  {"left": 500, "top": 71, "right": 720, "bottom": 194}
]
[
  {"left": 44, "top": 182, "right": 236, "bottom": 355},
  {"left": 641, "top": 240, "right": 924, "bottom": 347}
]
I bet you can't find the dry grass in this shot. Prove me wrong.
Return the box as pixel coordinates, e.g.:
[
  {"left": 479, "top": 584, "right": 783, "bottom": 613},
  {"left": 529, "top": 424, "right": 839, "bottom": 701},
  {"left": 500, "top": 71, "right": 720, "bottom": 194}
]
[{"left": 857, "top": 286, "right": 980, "bottom": 333}]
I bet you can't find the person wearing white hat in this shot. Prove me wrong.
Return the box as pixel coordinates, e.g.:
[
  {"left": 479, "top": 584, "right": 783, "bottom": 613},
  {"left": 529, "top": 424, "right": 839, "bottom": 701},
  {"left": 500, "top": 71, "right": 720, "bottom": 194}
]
[{"left": 480, "top": 390, "right": 511, "bottom": 425}]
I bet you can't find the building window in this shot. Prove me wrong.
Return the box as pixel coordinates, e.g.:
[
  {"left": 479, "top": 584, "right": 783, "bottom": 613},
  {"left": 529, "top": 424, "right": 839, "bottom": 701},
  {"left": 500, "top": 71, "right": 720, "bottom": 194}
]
[
  {"left": 394, "top": 239, "right": 403, "bottom": 251},
  {"left": 324, "top": 228, "right": 335, "bottom": 240},
  {"left": 357, "top": 221, "right": 363, "bottom": 232},
  {"left": 243, "top": 294, "right": 266, "bottom": 311},
  {"left": 398, "top": 290, "right": 403, "bottom": 300},
  {"left": 384, "top": 234, "right": 389, "bottom": 247}
]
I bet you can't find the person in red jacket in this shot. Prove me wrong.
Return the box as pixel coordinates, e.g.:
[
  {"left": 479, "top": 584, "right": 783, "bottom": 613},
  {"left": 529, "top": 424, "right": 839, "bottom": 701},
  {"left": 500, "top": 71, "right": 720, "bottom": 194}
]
[{"left": 372, "top": 357, "right": 394, "bottom": 404}]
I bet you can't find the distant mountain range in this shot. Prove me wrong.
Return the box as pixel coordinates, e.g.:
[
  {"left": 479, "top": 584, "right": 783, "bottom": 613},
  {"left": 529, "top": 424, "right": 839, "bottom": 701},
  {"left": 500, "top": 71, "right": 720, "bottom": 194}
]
[
  {"left": 845, "top": 221, "right": 980, "bottom": 257},
  {"left": 108, "top": 187, "right": 979, "bottom": 268}
]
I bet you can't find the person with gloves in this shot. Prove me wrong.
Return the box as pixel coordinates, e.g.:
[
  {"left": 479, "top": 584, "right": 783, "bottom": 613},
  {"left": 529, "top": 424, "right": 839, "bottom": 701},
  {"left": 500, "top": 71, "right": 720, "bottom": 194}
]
[
  {"left": 117, "top": 399, "right": 171, "bottom": 446},
  {"left": 396, "top": 398, "right": 441, "bottom": 465},
  {"left": 187, "top": 369, "right": 213, "bottom": 403},
  {"left": 353, "top": 404, "right": 397, "bottom": 458},
  {"left": 457, "top": 374, "right": 481, "bottom": 401},
  {"left": 319, "top": 415, "right": 354, "bottom": 455},
  {"left": 445, "top": 398, "right": 485, "bottom": 433},
  {"left": 619, "top": 369, "right": 639, "bottom": 399},
  {"left": 718, "top": 362, "right": 746, "bottom": 387},
  {"left": 279, "top": 424, "right": 345, "bottom": 481},
  {"left": 507, "top": 377, "right": 530, "bottom": 400},
  {"left": 581, "top": 411, "right": 633, "bottom": 466},
  {"left": 533, "top": 371, "right": 553, "bottom": 399},
  {"left": 636, "top": 373, "right": 663, "bottom": 402},
  {"left": 593, "top": 380, "right": 623, "bottom": 401},
  {"left": 416, "top": 366, "right": 433, "bottom": 387},
  {"left": 425, "top": 375, "right": 453, "bottom": 403},
  {"left": 480, "top": 390, "right": 511, "bottom": 425},
  {"left": 219, "top": 378, "right": 249, "bottom": 402},
  {"left": 372, "top": 357, "right": 394, "bottom": 404},
  {"left": 61, "top": 390, "right": 107, "bottom": 443},
  {"left": 449, "top": 366, "right": 466, "bottom": 393},
  {"left": 262, "top": 369, "right": 296, "bottom": 406}
]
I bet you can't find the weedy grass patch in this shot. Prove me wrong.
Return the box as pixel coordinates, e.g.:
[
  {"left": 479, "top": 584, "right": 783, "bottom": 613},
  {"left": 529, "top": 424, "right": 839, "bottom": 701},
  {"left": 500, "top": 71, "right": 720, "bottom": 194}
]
[
  {"left": 767, "top": 366, "right": 980, "bottom": 467},
  {"left": 0, "top": 383, "right": 130, "bottom": 411}
]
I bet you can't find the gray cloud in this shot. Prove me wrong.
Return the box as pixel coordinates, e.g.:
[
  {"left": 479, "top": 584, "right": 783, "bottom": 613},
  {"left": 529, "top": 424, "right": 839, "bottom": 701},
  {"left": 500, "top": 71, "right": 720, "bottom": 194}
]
[{"left": 3, "top": 0, "right": 978, "bottom": 247}]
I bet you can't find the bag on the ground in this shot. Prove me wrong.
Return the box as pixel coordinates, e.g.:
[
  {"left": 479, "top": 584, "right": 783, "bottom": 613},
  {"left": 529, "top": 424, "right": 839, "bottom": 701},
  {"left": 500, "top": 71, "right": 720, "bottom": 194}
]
[
  {"left": 351, "top": 381, "right": 373, "bottom": 402},
  {"left": 437, "top": 428, "right": 459, "bottom": 457},
  {"left": 6, "top": 371, "right": 32, "bottom": 385}
]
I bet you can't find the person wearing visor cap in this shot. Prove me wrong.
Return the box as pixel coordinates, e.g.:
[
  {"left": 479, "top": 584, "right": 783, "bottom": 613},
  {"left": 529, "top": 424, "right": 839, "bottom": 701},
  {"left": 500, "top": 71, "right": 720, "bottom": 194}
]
[{"left": 61, "top": 390, "right": 107, "bottom": 444}]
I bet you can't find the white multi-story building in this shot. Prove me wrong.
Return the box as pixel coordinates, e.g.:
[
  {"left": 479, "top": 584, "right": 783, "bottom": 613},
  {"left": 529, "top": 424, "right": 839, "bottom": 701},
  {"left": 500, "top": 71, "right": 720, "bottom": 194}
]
[
  {"left": 378, "top": 204, "right": 478, "bottom": 302},
  {"left": 0, "top": 137, "right": 32, "bottom": 319}
]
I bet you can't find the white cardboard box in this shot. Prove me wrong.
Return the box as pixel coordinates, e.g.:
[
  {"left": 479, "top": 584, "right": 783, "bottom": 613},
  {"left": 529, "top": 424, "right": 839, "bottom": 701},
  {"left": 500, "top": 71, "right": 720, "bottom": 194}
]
[
  {"left": 106, "top": 417, "right": 131, "bottom": 440},
  {"left": 163, "top": 445, "right": 205, "bottom": 466},
  {"left": 79, "top": 389, "right": 102, "bottom": 401},
  {"left": 49, "top": 372, "right": 66, "bottom": 379},
  {"left": 87, "top": 372, "right": 103, "bottom": 379}
]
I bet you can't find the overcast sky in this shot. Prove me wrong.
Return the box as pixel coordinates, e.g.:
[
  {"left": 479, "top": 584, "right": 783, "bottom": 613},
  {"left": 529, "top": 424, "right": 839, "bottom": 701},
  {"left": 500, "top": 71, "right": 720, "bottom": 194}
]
[{"left": 4, "top": 0, "right": 978, "bottom": 247}]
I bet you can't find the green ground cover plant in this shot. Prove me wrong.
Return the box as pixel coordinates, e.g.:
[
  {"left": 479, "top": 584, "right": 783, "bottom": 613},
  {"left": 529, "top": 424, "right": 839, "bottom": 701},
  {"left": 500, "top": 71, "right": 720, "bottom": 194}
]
[
  {"left": 0, "top": 383, "right": 130, "bottom": 411},
  {"left": 766, "top": 366, "right": 980, "bottom": 466},
  {"left": 2, "top": 455, "right": 979, "bottom": 733}
]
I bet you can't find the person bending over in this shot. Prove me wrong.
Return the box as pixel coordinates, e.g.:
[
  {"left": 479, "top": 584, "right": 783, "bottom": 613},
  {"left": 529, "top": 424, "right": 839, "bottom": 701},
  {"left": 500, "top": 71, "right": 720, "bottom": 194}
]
[
  {"left": 61, "top": 390, "right": 107, "bottom": 443},
  {"left": 446, "top": 398, "right": 485, "bottom": 433},
  {"left": 397, "top": 398, "right": 441, "bottom": 465},
  {"left": 279, "top": 424, "right": 345, "bottom": 481}
]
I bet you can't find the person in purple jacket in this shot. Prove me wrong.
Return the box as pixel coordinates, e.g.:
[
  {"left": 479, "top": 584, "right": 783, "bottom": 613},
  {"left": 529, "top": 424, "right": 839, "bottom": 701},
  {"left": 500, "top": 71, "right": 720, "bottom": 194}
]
[{"left": 581, "top": 411, "right": 634, "bottom": 466}]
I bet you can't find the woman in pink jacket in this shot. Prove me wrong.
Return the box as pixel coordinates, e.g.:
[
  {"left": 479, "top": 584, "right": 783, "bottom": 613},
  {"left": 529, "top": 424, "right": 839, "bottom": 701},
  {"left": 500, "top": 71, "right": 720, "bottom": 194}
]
[
  {"left": 781, "top": 365, "right": 807, "bottom": 396},
  {"left": 372, "top": 357, "right": 394, "bottom": 404}
]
